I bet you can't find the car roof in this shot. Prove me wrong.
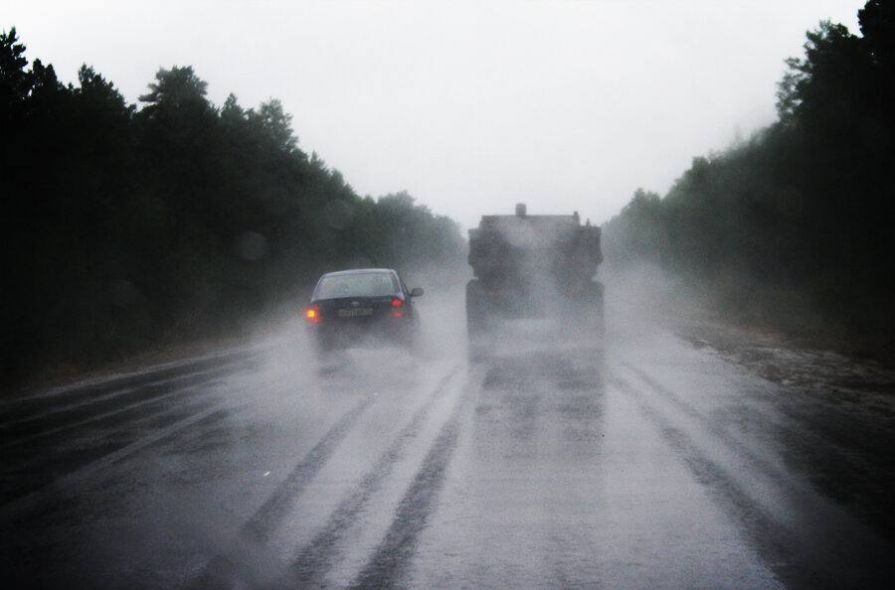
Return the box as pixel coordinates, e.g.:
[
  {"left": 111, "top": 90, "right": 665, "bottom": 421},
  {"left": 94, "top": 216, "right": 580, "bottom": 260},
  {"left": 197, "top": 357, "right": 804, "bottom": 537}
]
[{"left": 319, "top": 268, "right": 397, "bottom": 278}]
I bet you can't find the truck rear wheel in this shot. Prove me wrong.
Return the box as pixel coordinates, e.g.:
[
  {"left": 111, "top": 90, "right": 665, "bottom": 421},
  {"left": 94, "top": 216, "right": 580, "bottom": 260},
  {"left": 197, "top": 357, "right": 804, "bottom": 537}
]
[
  {"left": 567, "top": 281, "right": 603, "bottom": 335},
  {"left": 466, "top": 280, "right": 489, "bottom": 337},
  {"left": 466, "top": 280, "right": 492, "bottom": 363},
  {"left": 591, "top": 281, "right": 605, "bottom": 335}
]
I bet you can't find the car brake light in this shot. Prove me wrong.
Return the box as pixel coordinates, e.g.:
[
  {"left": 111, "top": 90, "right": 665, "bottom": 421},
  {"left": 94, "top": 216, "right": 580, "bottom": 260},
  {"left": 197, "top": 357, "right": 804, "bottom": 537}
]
[
  {"left": 390, "top": 297, "right": 405, "bottom": 318},
  {"left": 304, "top": 304, "right": 322, "bottom": 324}
]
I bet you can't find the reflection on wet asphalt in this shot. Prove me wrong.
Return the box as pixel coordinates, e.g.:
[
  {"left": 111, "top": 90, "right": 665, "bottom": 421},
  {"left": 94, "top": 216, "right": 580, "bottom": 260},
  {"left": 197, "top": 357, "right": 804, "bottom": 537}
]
[{"left": 1, "top": 293, "right": 894, "bottom": 588}]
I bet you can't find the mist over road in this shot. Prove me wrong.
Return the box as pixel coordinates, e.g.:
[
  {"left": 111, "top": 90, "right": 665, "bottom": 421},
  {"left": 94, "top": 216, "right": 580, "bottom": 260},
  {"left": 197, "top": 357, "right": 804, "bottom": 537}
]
[{"left": 2, "top": 287, "right": 893, "bottom": 588}]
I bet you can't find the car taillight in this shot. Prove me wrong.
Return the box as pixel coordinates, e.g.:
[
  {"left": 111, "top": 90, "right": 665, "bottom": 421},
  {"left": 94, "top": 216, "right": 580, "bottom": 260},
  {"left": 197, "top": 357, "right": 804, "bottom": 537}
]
[
  {"left": 304, "top": 304, "right": 322, "bottom": 324},
  {"left": 390, "top": 297, "right": 405, "bottom": 318}
]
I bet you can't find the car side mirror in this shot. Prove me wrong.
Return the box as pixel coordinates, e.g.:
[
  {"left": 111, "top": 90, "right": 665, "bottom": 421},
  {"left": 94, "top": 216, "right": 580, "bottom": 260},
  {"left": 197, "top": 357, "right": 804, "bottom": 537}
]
[{"left": 410, "top": 287, "right": 424, "bottom": 297}]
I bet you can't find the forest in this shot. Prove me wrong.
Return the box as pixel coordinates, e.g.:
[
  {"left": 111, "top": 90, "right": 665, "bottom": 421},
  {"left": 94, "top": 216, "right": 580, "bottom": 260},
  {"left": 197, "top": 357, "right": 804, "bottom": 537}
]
[
  {"left": 0, "top": 29, "right": 465, "bottom": 386},
  {"left": 604, "top": 0, "right": 894, "bottom": 357},
  {"left": 4, "top": 1, "right": 893, "bottom": 386}
]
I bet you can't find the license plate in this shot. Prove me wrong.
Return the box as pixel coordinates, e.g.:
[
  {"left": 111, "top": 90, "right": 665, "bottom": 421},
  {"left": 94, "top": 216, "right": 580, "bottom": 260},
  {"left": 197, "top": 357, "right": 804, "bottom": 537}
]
[{"left": 338, "top": 308, "right": 373, "bottom": 318}]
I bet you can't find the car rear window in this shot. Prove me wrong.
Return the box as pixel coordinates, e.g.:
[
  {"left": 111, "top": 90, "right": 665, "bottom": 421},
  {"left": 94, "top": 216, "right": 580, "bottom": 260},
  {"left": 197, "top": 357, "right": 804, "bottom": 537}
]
[{"left": 315, "top": 272, "right": 398, "bottom": 299}]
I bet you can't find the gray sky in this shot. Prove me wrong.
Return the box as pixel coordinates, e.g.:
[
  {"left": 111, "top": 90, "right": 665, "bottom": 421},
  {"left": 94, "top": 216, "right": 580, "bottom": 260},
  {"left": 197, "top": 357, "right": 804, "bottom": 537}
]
[{"left": 6, "top": 0, "right": 862, "bottom": 229}]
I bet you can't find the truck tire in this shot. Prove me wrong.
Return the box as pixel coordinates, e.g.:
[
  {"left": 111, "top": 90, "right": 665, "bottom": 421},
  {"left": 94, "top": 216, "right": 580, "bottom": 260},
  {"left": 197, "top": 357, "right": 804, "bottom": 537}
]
[
  {"left": 466, "top": 280, "right": 492, "bottom": 363},
  {"left": 591, "top": 281, "right": 605, "bottom": 335},
  {"left": 466, "top": 279, "right": 488, "bottom": 337}
]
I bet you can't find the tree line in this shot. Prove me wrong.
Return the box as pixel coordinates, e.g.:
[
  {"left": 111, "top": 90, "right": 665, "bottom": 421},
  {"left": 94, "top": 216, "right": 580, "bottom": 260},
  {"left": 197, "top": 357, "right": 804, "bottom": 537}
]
[
  {"left": 0, "top": 29, "right": 465, "bottom": 386},
  {"left": 604, "top": 0, "right": 894, "bottom": 354}
]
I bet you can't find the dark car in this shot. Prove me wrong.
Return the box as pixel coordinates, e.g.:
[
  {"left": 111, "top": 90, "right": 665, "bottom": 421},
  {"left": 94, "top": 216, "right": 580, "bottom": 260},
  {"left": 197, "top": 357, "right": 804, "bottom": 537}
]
[{"left": 304, "top": 268, "right": 424, "bottom": 351}]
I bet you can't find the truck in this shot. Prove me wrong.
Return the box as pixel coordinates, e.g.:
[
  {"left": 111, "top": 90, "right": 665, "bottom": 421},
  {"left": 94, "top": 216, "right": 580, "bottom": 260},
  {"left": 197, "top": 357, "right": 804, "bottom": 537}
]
[{"left": 466, "top": 203, "right": 604, "bottom": 342}]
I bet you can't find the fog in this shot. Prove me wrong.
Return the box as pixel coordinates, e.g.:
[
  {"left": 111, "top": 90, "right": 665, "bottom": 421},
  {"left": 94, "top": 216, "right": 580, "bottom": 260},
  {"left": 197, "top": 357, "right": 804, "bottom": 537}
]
[
  {"left": 5, "top": 1, "right": 895, "bottom": 583},
  {"left": 9, "top": 251, "right": 895, "bottom": 586},
  {"left": 107, "top": 240, "right": 733, "bottom": 587}
]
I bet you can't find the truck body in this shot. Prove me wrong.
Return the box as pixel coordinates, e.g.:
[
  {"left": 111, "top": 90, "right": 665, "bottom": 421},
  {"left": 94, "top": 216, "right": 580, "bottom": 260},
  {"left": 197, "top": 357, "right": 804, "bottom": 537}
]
[{"left": 466, "top": 203, "right": 604, "bottom": 338}]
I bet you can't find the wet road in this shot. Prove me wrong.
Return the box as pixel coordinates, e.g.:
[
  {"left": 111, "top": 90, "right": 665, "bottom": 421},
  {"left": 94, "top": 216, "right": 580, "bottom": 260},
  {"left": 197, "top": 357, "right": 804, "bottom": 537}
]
[{"left": 2, "top": 293, "right": 894, "bottom": 588}]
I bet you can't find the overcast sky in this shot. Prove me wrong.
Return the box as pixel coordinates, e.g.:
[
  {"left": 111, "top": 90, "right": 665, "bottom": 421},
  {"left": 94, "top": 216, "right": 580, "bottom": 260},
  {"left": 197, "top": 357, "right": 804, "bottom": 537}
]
[{"left": 6, "top": 1, "right": 863, "bottom": 229}]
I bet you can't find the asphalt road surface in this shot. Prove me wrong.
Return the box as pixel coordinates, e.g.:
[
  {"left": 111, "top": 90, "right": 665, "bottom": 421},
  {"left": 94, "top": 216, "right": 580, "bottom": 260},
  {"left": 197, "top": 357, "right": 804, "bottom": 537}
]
[{"left": 2, "top": 291, "right": 894, "bottom": 589}]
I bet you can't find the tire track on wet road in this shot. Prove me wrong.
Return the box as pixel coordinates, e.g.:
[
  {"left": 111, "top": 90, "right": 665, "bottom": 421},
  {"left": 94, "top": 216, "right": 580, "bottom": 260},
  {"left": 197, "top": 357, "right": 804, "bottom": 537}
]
[
  {"left": 193, "top": 393, "right": 378, "bottom": 587},
  {"left": 1, "top": 382, "right": 209, "bottom": 450},
  {"left": 0, "top": 348, "right": 262, "bottom": 414},
  {"left": 0, "top": 404, "right": 234, "bottom": 525},
  {"left": 611, "top": 368, "right": 895, "bottom": 588},
  {"left": 284, "top": 365, "right": 462, "bottom": 588},
  {"left": 622, "top": 360, "right": 880, "bottom": 479},
  {"left": 0, "top": 360, "right": 254, "bottom": 441},
  {"left": 0, "top": 393, "right": 221, "bottom": 504},
  {"left": 622, "top": 359, "right": 895, "bottom": 536},
  {"left": 348, "top": 371, "right": 474, "bottom": 589},
  {"left": 242, "top": 395, "right": 378, "bottom": 543}
]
